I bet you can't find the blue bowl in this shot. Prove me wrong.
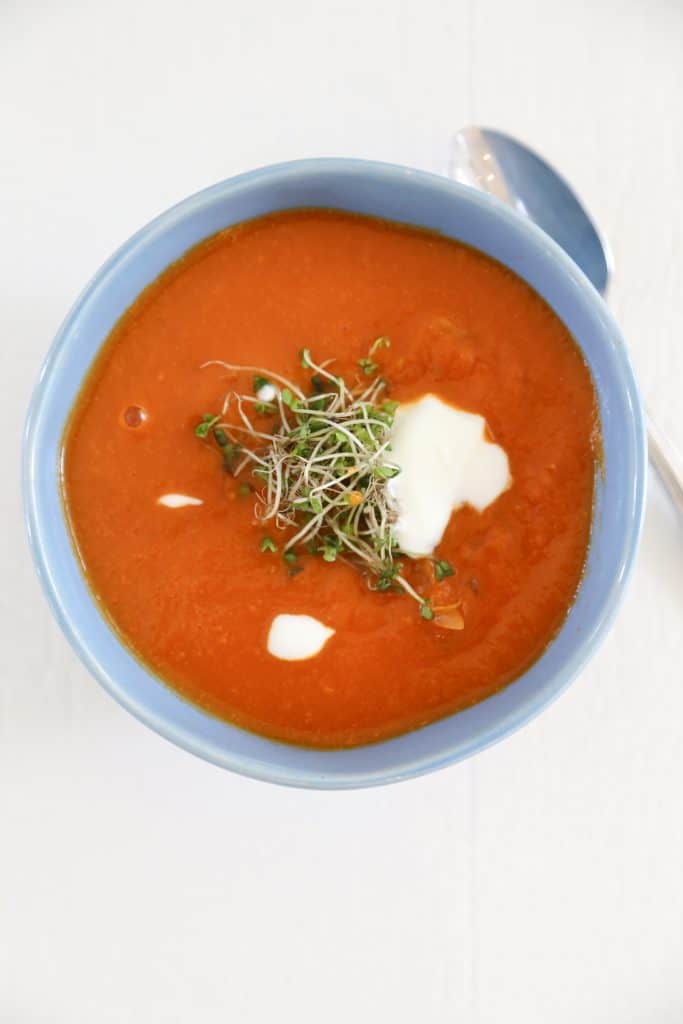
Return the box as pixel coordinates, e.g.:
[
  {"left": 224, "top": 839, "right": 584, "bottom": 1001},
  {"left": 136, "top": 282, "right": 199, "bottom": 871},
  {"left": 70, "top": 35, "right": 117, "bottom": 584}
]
[{"left": 23, "top": 159, "right": 646, "bottom": 788}]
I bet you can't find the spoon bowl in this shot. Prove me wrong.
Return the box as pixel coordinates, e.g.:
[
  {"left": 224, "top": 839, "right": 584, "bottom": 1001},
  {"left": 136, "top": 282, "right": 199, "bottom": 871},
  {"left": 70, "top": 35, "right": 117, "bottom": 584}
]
[
  {"left": 451, "top": 125, "right": 683, "bottom": 516},
  {"left": 452, "top": 128, "right": 612, "bottom": 297}
]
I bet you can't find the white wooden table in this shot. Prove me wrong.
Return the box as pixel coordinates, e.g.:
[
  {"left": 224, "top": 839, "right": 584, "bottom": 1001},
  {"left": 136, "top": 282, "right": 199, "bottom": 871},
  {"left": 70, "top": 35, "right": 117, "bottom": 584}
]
[{"left": 2, "top": 2, "right": 682, "bottom": 1020}]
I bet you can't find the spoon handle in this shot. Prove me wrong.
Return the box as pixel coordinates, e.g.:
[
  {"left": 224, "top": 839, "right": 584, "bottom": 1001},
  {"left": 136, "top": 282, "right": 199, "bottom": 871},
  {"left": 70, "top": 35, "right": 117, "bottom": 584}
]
[{"left": 646, "top": 412, "right": 683, "bottom": 518}]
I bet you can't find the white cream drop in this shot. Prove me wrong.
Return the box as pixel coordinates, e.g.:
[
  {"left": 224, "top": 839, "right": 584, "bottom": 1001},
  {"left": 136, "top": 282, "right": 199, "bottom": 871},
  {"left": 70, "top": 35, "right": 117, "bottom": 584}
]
[
  {"left": 387, "top": 394, "right": 510, "bottom": 557},
  {"left": 157, "top": 493, "right": 204, "bottom": 508},
  {"left": 267, "top": 614, "right": 335, "bottom": 661},
  {"left": 256, "top": 382, "right": 277, "bottom": 403}
]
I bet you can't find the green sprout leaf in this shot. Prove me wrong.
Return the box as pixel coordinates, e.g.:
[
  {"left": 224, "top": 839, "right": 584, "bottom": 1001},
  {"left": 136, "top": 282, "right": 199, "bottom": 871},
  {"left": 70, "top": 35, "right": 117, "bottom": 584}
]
[
  {"left": 374, "top": 464, "right": 401, "bottom": 480},
  {"left": 434, "top": 559, "right": 455, "bottom": 582},
  {"left": 221, "top": 443, "right": 240, "bottom": 468},
  {"left": 376, "top": 563, "right": 399, "bottom": 592},
  {"left": 358, "top": 357, "right": 378, "bottom": 376},
  {"left": 280, "top": 388, "right": 297, "bottom": 409},
  {"left": 195, "top": 413, "right": 220, "bottom": 439}
]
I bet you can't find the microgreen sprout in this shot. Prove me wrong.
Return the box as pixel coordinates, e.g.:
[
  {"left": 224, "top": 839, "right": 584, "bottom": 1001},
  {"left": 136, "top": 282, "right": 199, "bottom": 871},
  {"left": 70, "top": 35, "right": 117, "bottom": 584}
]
[
  {"left": 369, "top": 336, "right": 391, "bottom": 356},
  {"left": 358, "top": 357, "right": 379, "bottom": 376},
  {"left": 194, "top": 413, "right": 221, "bottom": 439},
  {"left": 195, "top": 340, "right": 455, "bottom": 618},
  {"left": 434, "top": 559, "right": 455, "bottom": 582}
]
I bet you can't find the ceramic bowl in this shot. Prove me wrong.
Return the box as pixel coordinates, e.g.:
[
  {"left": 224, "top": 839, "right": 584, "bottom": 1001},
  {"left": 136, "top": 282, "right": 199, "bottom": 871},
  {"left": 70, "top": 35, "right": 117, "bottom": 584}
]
[{"left": 23, "top": 159, "right": 646, "bottom": 788}]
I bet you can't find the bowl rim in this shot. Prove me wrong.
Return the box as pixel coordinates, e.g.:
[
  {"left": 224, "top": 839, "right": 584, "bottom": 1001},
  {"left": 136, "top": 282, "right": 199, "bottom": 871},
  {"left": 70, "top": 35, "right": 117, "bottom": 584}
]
[{"left": 22, "top": 157, "right": 647, "bottom": 788}]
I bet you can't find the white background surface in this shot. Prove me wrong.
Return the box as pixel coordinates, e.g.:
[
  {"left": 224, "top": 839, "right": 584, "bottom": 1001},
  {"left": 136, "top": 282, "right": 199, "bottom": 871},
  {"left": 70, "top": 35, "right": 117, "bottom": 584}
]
[{"left": 2, "top": 1, "right": 682, "bottom": 1021}]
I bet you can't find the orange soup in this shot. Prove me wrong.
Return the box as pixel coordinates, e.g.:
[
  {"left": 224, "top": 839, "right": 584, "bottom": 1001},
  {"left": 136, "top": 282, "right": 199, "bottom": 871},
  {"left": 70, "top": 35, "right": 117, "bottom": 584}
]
[{"left": 63, "top": 210, "right": 598, "bottom": 748}]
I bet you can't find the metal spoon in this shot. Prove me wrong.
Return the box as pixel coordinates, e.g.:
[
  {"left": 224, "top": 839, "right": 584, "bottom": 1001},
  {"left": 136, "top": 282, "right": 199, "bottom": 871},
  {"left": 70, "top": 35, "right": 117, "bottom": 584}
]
[{"left": 449, "top": 126, "right": 683, "bottom": 516}]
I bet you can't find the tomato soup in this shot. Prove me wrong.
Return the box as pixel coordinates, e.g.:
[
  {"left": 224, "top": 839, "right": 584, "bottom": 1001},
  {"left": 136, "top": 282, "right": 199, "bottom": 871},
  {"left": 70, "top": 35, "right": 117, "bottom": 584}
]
[{"left": 62, "top": 210, "right": 598, "bottom": 748}]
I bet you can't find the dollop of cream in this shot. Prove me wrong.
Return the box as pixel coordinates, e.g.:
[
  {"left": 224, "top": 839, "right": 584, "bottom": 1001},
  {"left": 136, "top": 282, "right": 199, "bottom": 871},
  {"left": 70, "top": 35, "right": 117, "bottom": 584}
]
[
  {"left": 256, "top": 382, "right": 277, "bottom": 403},
  {"left": 387, "top": 394, "right": 510, "bottom": 556},
  {"left": 267, "top": 614, "right": 335, "bottom": 661},
  {"left": 157, "top": 493, "right": 203, "bottom": 508}
]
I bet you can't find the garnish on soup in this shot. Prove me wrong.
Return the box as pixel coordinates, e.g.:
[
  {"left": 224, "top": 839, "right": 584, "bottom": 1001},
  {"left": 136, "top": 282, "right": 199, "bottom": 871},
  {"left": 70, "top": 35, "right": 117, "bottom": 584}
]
[{"left": 193, "top": 341, "right": 510, "bottom": 620}]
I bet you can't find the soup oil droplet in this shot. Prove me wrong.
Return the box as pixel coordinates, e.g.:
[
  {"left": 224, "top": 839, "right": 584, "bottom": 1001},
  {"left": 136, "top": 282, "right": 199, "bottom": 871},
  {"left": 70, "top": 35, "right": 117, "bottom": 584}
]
[
  {"left": 157, "top": 493, "right": 203, "bottom": 508},
  {"left": 122, "top": 404, "right": 148, "bottom": 428}
]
